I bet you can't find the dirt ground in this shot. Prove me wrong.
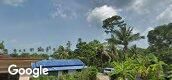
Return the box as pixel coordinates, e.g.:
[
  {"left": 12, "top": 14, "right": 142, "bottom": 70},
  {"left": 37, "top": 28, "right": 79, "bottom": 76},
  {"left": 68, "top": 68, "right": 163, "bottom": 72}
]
[{"left": 97, "top": 73, "right": 110, "bottom": 80}]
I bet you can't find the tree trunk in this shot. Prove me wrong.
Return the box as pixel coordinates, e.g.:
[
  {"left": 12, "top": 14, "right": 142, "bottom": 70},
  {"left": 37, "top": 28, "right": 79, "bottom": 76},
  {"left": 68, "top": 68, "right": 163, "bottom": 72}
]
[{"left": 123, "top": 44, "right": 128, "bottom": 52}]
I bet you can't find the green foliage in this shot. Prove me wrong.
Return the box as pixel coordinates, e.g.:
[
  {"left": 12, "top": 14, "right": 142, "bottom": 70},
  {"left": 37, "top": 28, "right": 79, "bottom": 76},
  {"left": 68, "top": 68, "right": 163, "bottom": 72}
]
[
  {"left": 30, "top": 76, "right": 58, "bottom": 80},
  {"left": 59, "top": 67, "right": 98, "bottom": 80},
  {"left": 102, "top": 16, "right": 144, "bottom": 53},
  {"left": 165, "top": 64, "right": 172, "bottom": 80},
  {"left": 52, "top": 45, "right": 70, "bottom": 59},
  {"left": 147, "top": 23, "right": 172, "bottom": 64},
  {"left": 0, "top": 41, "right": 5, "bottom": 49},
  {"left": 110, "top": 54, "right": 166, "bottom": 80},
  {"left": 3, "top": 15, "right": 172, "bottom": 80},
  {"left": 32, "top": 67, "right": 98, "bottom": 80},
  {"left": 148, "top": 23, "right": 172, "bottom": 50},
  {"left": 74, "top": 39, "right": 105, "bottom": 66},
  {"left": 0, "top": 41, "right": 8, "bottom": 54}
]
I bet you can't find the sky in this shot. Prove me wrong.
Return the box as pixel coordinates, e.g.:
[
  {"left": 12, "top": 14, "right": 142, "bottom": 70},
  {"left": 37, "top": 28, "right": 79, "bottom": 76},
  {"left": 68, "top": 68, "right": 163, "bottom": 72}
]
[{"left": 0, "top": 0, "right": 172, "bottom": 52}]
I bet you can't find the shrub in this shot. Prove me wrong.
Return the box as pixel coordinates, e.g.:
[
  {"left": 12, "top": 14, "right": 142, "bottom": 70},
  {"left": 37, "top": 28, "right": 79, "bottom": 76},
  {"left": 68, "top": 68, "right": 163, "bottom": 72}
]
[
  {"left": 30, "top": 67, "right": 98, "bottom": 80},
  {"left": 59, "top": 67, "right": 98, "bottom": 80}
]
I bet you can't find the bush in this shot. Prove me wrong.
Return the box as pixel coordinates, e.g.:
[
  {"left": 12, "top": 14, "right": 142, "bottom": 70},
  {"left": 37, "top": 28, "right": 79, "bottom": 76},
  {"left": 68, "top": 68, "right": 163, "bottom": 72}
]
[
  {"left": 30, "top": 67, "right": 98, "bottom": 80},
  {"left": 30, "top": 76, "right": 58, "bottom": 80},
  {"left": 59, "top": 67, "right": 98, "bottom": 80}
]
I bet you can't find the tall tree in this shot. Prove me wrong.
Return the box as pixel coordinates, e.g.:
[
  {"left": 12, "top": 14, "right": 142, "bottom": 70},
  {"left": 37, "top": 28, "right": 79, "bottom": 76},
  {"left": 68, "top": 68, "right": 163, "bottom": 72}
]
[
  {"left": 23, "top": 49, "right": 26, "bottom": 52},
  {"left": 147, "top": 23, "right": 172, "bottom": 51},
  {"left": 114, "top": 25, "right": 144, "bottom": 51},
  {"left": 102, "top": 15, "right": 144, "bottom": 52},
  {"left": 0, "top": 41, "right": 5, "bottom": 49},
  {"left": 52, "top": 46, "right": 69, "bottom": 59},
  {"left": 13, "top": 49, "right": 17, "bottom": 54},
  {"left": 147, "top": 23, "right": 172, "bottom": 64},
  {"left": 66, "top": 41, "right": 71, "bottom": 51},
  {"left": 30, "top": 48, "right": 34, "bottom": 52},
  {"left": 106, "top": 35, "right": 119, "bottom": 60},
  {"left": 0, "top": 41, "right": 8, "bottom": 54}
]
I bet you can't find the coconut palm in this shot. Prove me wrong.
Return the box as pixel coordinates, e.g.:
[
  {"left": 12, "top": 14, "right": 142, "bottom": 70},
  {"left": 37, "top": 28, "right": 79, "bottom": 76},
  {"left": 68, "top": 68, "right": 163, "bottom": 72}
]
[
  {"left": 111, "top": 25, "right": 144, "bottom": 52},
  {"left": 106, "top": 35, "right": 119, "bottom": 60},
  {"left": 102, "top": 15, "right": 144, "bottom": 52}
]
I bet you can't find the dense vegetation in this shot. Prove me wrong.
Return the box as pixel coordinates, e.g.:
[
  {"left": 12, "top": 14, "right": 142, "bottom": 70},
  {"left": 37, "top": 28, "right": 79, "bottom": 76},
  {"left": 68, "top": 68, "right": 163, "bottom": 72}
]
[
  {"left": 31, "top": 67, "right": 98, "bottom": 80},
  {"left": 1, "top": 15, "right": 172, "bottom": 80}
]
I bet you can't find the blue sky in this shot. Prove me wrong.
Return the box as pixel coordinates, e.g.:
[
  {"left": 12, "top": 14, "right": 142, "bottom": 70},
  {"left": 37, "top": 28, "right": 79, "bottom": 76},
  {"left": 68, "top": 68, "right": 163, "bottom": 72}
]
[{"left": 0, "top": 0, "right": 172, "bottom": 52}]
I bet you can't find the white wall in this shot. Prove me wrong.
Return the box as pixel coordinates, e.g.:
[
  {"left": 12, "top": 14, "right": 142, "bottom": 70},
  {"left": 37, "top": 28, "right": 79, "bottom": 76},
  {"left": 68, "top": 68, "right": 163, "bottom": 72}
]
[
  {"left": 68, "top": 70, "right": 76, "bottom": 74},
  {"left": 58, "top": 71, "right": 62, "bottom": 77}
]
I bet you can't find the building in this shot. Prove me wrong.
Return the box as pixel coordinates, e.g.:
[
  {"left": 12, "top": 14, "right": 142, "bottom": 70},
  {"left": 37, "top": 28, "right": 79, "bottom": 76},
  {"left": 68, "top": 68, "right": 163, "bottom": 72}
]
[
  {"left": 0, "top": 53, "right": 41, "bottom": 80},
  {"left": 31, "top": 59, "right": 87, "bottom": 77}
]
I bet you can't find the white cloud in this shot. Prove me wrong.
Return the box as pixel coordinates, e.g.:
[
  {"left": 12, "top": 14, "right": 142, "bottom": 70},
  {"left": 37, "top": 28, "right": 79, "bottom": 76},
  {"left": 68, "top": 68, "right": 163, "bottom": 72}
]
[
  {"left": 128, "top": 0, "right": 151, "bottom": 14},
  {"left": 156, "top": 4, "right": 172, "bottom": 24},
  {"left": 142, "top": 27, "right": 154, "bottom": 36},
  {"left": 87, "top": 5, "right": 118, "bottom": 24},
  {"left": 128, "top": 0, "right": 172, "bottom": 14},
  {"left": 51, "top": 0, "right": 77, "bottom": 19},
  {"left": 1, "top": 0, "right": 26, "bottom": 6}
]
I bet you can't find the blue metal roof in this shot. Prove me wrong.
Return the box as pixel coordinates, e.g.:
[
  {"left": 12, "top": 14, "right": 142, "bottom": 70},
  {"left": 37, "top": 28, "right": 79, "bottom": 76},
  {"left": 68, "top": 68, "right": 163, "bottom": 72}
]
[
  {"left": 31, "top": 59, "right": 85, "bottom": 68},
  {"left": 47, "top": 66, "right": 87, "bottom": 71}
]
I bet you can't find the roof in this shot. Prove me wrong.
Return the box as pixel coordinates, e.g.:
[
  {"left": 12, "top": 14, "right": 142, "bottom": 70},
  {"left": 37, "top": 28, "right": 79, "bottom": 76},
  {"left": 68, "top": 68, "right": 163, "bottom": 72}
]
[
  {"left": 0, "top": 59, "right": 40, "bottom": 73},
  {"left": 0, "top": 54, "right": 10, "bottom": 58},
  {"left": 47, "top": 66, "right": 87, "bottom": 71},
  {"left": 32, "top": 59, "right": 85, "bottom": 68}
]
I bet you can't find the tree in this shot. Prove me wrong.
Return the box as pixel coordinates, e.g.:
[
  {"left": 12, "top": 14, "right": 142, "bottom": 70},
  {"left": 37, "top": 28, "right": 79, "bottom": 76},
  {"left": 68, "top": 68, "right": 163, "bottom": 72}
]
[
  {"left": 102, "top": 15, "right": 144, "bottom": 52},
  {"left": 52, "top": 48, "right": 56, "bottom": 51},
  {"left": 147, "top": 23, "right": 172, "bottom": 51},
  {"left": 37, "top": 47, "right": 44, "bottom": 52},
  {"left": 96, "top": 45, "right": 113, "bottom": 68},
  {"left": 46, "top": 47, "right": 49, "bottom": 52},
  {"left": 30, "top": 48, "right": 34, "bottom": 52},
  {"left": 19, "top": 49, "right": 22, "bottom": 53},
  {"left": 0, "top": 41, "right": 8, "bottom": 54},
  {"left": 147, "top": 23, "right": 172, "bottom": 64},
  {"left": 52, "top": 46, "right": 69, "bottom": 59},
  {"left": 0, "top": 41, "right": 5, "bottom": 49},
  {"left": 117, "top": 25, "right": 144, "bottom": 51},
  {"left": 74, "top": 39, "right": 104, "bottom": 66},
  {"left": 20, "top": 53, "right": 30, "bottom": 58},
  {"left": 23, "top": 49, "right": 26, "bottom": 52},
  {"left": 105, "top": 35, "right": 119, "bottom": 60},
  {"left": 66, "top": 41, "right": 71, "bottom": 51},
  {"left": 110, "top": 54, "right": 165, "bottom": 80},
  {"left": 13, "top": 49, "right": 17, "bottom": 54}
]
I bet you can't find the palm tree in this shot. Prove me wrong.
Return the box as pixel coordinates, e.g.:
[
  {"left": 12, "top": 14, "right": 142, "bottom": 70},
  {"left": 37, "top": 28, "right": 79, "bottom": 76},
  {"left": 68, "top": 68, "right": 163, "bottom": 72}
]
[
  {"left": 13, "top": 49, "right": 17, "bottom": 54},
  {"left": 30, "top": 48, "right": 34, "bottom": 52},
  {"left": 23, "top": 49, "right": 26, "bottom": 52},
  {"left": 106, "top": 35, "right": 119, "bottom": 60},
  {"left": 0, "top": 41, "right": 5, "bottom": 50},
  {"left": 111, "top": 25, "right": 144, "bottom": 52},
  {"left": 114, "top": 24, "right": 144, "bottom": 51},
  {"left": 46, "top": 47, "right": 49, "bottom": 52},
  {"left": 102, "top": 15, "right": 144, "bottom": 52},
  {"left": 19, "top": 49, "right": 22, "bottom": 53},
  {"left": 52, "top": 46, "right": 69, "bottom": 59}
]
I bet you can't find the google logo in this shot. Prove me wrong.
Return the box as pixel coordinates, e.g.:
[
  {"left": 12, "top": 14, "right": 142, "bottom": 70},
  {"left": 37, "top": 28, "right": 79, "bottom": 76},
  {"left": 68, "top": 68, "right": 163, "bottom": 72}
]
[{"left": 8, "top": 64, "right": 48, "bottom": 78}]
